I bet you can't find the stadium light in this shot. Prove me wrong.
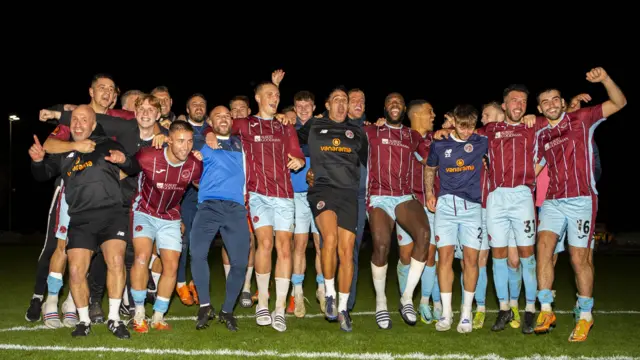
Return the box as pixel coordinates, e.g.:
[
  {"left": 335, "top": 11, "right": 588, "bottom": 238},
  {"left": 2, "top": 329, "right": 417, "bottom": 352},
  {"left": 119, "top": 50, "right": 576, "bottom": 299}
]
[{"left": 8, "top": 114, "right": 20, "bottom": 232}]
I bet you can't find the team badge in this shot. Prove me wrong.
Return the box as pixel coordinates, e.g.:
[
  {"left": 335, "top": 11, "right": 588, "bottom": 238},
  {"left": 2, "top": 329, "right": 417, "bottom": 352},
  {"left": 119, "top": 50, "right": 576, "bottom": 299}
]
[
  {"left": 59, "top": 226, "right": 67, "bottom": 234},
  {"left": 317, "top": 201, "right": 325, "bottom": 210},
  {"left": 253, "top": 216, "right": 259, "bottom": 223},
  {"left": 135, "top": 225, "right": 143, "bottom": 232},
  {"left": 345, "top": 130, "right": 354, "bottom": 139},
  {"left": 464, "top": 144, "right": 473, "bottom": 153}
]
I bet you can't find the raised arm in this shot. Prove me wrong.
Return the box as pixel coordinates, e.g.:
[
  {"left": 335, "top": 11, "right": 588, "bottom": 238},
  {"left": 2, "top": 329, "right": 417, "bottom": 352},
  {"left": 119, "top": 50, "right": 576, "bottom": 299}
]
[{"left": 586, "top": 67, "right": 627, "bottom": 118}]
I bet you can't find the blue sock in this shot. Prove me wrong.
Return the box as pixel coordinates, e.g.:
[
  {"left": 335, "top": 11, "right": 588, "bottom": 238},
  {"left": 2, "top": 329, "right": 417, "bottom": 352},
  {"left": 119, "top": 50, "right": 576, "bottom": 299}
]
[
  {"left": 538, "top": 289, "right": 554, "bottom": 306},
  {"left": 578, "top": 296, "right": 594, "bottom": 313},
  {"left": 508, "top": 264, "right": 522, "bottom": 302},
  {"left": 492, "top": 258, "right": 509, "bottom": 306},
  {"left": 292, "top": 273, "right": 305, "bottom": 286},
  {"left": 316, "top": 273, "right": 324, "bottom": 285},
  {"left": 153, "top": 296, "right": 170, "bottom": 314},
  {"left": 475, "top": 266, "right": 487, "bottom": 307},
  {"left": 432, "top": 274, "right": 441, "bottom": 303},
  {"left": 131, "top": 289, "right": 147, "bottom": 306},
  {"left": 47, "top": 274, "right": 63, "bottom": 296},
  {"left": 397, "top": 261, "right": 410, "bottom": 294},
  {"left": 421, "top": 265, "right": 436, "bottom": 298},
  {"left": 520, "top": 256, "right": 537, "bottom": 306}
]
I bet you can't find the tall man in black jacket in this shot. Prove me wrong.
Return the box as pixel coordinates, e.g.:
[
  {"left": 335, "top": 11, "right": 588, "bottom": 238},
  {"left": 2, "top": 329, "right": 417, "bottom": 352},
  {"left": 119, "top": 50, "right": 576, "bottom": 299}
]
[{"left": 29, "top": 105, "right": 141, "bottom": 339}]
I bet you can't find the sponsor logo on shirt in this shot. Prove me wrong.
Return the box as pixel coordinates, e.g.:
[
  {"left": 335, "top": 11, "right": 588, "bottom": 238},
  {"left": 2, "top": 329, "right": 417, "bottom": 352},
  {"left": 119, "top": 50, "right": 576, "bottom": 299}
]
[
  {"left": 381, "top": 138, "right": 410, "bottom": 149},
  {"left": 544, "top": 137, "right": 569, "bottom": 151},
  {"left": 321, "top": 139, "right": 352, "bottom": 153},
  {"left": 253, "top": 135, "right": 281, "bottom": 143},
  {"left": 495, "top": 131, "right": 522, "bottom": 139},
  {"left": 445, "top": 158, "right": 475, "bottom": 173}
]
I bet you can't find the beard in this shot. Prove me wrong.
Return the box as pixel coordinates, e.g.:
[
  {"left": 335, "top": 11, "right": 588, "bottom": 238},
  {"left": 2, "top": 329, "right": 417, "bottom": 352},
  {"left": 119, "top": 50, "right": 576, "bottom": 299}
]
[{"left": 384, "top": 108, "right": 405, "bottom": 125}]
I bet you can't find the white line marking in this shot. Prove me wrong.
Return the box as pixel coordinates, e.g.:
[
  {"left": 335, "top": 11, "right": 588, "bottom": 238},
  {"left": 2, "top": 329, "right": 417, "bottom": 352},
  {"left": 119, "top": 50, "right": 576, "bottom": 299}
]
[
  {"left": 0, "top": 344, "right": 638, "bottom": 360},
  {"left": 1, "top": 309, "right": 638, "bottom": 332}
]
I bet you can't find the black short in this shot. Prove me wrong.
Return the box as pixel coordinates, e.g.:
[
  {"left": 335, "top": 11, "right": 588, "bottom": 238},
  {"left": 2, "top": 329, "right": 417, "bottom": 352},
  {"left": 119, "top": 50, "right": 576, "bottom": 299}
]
[
  {"left": 307, "top": 188, "right": 358, "bottom": 235},
  {"left": 67, "top": 207, "right": 130, "bottom": 251}
]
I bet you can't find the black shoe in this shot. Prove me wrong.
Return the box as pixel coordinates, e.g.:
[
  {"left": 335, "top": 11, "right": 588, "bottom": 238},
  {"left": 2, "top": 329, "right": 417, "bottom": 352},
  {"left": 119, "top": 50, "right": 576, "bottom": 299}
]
[
  {"left": 107, "top": 319, "right": 130, "bottom": 339},
  {"left": 522, "top": 311, "right": 535, "bottom": 334},
  {"left": 71, "top": 321, "right": 91, "bottom": 337},
  {"left": 25, "top": 297, "right": 42, "bottom": 322},
  {"left": 196, "top": 305, "right": 215, "bottom": 330},
  {"left": 119, "top": 302, "right": 130, "bottom": 318},
  {"left": 89, "top": 301, "right": 104, "bottom": 323},
  {"left": 218, "top": 310, "right": 238, "bottom": 332},
  {"left": 491, "top": 309, "right": 514, "bottom": 331}
]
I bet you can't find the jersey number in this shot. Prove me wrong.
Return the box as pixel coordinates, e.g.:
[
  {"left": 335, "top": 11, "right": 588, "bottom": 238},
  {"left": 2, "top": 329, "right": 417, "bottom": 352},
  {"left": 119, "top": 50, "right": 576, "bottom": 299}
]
[
  {"left": 524, "top": 220, "right": 536, "bottom": 233},
  {"left": 577, "top": 219, "right": 590, "bottom": 235},
  {"left": 477, "top": 227, "right": 483, "bottom": 241}
]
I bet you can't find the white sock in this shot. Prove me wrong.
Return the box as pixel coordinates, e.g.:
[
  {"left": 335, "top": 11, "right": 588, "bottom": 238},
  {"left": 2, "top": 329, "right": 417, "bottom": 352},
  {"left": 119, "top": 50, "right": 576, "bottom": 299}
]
[
  {"left": 224, "top": 264, "right": 230, "bottom": 279},
  {"left": 77, "top": 306, "right": 90, "bottom": 324},
  {"left": 108, "top": 298, "right": 121, "bottom": 322},
  {"left": 421, "top": 296, "right": 430, "bottom": 305},
  {"left": 33, "top": 294, "right": 44, "bottom": 301},
  {"left": 338, "top": 292, "right": 349, "bottom": 312},
  {"left": 477, "top": 305, "right": 486, "bottom": 313},
  {"left": 275, "top": 277, "right": 290, "bottom": 311},
  {"left": 151, "top": 272, "right": 161, "bottom": 290},
  {"left": 176, "top": 282, "right": 186, "bottom": 288},
  {"left": 149, "top": 254, "right": 157, "bottom": 270},
  {"left": 122, "top": 286, "right": 130, "bottom": 307},
  {"left": 243, "top": 267, "right": 253, "bottom": 292},
  {"left": 401, "top": 258, "right": 426, "bottom": 303},
  {"left": 371, "top": 263, "right": 388, "bottom": 311},
  {"left": 290, "top": 287, "right": 295, "bottom": 297},
  {"left": 580, "top": 310, "right": 593, "bottom": 322},
  {"left": 510, "top": 299, "right": 519, "bottom": 308},
  {"left": 441, "top": 292, "right": 452, "bottom": 319},
  {"left": 325, "top": 278, "right": 336, "bottom": 298},
  {"left": 525, "top": 303, "right": 536, "bottom": 313},
  {"left": 500, "top": 301, "right": 510, "bottom": 311},
  {"left": 541, "top": 303, "right": 552, "bottom": 312},
  {"left": 256, "top": 272, "right": 270, "bottom": 308},
  {"left": 200, "top": 303, "right": 210, "bottom": 307},
  {"left": 135, "top": 304, "right": 145, "bottom": 320},
  {"left": 294, "top": 284, "right": 303, "bottom": 296},
  {"left": 463, "top": 290, "right": 474, "bottom": 317},
  {"left": 152, "top": 311, "right": 164, "bottom": 323}
]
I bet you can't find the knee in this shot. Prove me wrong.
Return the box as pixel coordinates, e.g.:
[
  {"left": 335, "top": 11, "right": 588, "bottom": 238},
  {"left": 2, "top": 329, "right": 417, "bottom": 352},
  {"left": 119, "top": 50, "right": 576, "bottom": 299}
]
[
  {"left": 570, "top": 251, "right": 588, "bottom": 269},
  {"left": 322, "top": 233, "right": 338, "bottom": 250},
  {"left": 463, "top": 255, "right": 478, "bottom": 269},
  {"left": 275, "top": 240, "right": 292, "bottom": 259},
  {"left": 106, "top": 254, "right": 124, "bottom": 270},
  {"left": 257, "top": 237, "right": 274, "bottom": 252},
  {"left": 68, "top": 263, "right": 86, "bottom": 283},
  {"left": 161, "top": 258, "right": 178, "bottom": 275},
  {"left": 338, "top": 243, "right": 353, "bottom": 263},
  {"left": 133, "top": 252, "right": 150, "bottom": 267},
  {"left": 508, "top": 257, "right": 520, "bottom": 268}
]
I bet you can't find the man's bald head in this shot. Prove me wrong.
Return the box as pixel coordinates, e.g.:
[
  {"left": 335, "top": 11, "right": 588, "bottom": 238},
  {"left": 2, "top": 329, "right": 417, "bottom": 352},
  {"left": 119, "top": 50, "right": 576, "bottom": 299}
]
[
  {"left": 70, "top": 105, "right": 97, "bottom": 141},
  {"left": 209, "top": 105, "right": 232, "bottom": 137}
]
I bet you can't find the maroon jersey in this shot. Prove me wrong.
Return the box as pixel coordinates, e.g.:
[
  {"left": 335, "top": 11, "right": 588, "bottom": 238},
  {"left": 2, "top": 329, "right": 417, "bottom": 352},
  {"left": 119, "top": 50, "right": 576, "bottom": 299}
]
[
  {"left": 536, "top": 104, "right": 604, "bottom": 200},
  {"left": 207, "top": 116, "right": 304, "bottom": 199},
  {"left": 132, "top": 147, "right": 202, "bottom": 220},
  {"left": 365, "top": 124, "right": 429, "bottom": 198},
  {"left": 481, "top": 164, "right": 489, "bottom": 208},
  {"left": 477, "top": 121, "right": 541, "bottom": 193},
  {"left": 411, "top": 132, "right": 436, "bottom": 207},
  {"left": 49, "top": 125, "right": 71, "bottom": 141}
]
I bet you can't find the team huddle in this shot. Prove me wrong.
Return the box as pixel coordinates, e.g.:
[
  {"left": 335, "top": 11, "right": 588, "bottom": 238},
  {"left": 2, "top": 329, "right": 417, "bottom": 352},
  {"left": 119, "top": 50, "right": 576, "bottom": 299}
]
[{"left": 25, "top": 67, "right": 625, "bottom": 343}]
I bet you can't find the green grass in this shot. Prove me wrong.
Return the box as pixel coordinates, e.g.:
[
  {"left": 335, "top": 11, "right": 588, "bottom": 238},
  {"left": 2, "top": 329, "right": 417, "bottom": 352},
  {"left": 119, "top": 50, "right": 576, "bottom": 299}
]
[{"left": 0, "top": 243, "right": 639, "bottom": 359}]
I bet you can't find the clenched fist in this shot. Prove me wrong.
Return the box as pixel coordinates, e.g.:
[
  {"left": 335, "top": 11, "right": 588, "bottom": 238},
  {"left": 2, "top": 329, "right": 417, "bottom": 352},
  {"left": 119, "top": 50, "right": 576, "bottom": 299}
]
[{"left": 586, "top": 67, "right": 608, "bottom": 83}]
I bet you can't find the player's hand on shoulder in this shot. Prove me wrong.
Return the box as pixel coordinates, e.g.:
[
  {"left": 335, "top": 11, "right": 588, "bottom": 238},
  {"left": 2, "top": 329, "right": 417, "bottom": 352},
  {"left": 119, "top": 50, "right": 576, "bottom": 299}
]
[
  {"left": 74, "top": 139, "right": 96, "bottom": 153},
  {"left": 205, "top": 132, "right": 219, "bottom": 149},
  {"left": 191, "top": 150, "right": 203, "bottom": 161},
  {"left": 523, "top": 114, "right": 536, "bottom": 128},
  {"left": 433, "top": 128, "right": 453, "bottom": 140},
  {"left": 152, "top": 134, "right": 166, "bottom": 149},
  {"left": 105, "top": 149, "right": 126, "bottom": 164}
]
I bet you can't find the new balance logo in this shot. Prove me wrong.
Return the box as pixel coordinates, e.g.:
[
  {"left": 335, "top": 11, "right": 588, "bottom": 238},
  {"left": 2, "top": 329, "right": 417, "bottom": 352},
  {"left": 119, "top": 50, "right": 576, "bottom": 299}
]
[
  {"left": 320, "top": 129, "right": 328, "bottom": 134},
  {"left": 117, "top": 231, "right": 125, "bottom": 236}
]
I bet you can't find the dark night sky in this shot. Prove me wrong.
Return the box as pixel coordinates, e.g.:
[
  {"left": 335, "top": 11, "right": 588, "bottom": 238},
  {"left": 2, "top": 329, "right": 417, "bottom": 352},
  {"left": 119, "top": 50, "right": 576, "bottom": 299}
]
[{"left": 2, "top": 31, "right": 637, "bottom": 234}]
